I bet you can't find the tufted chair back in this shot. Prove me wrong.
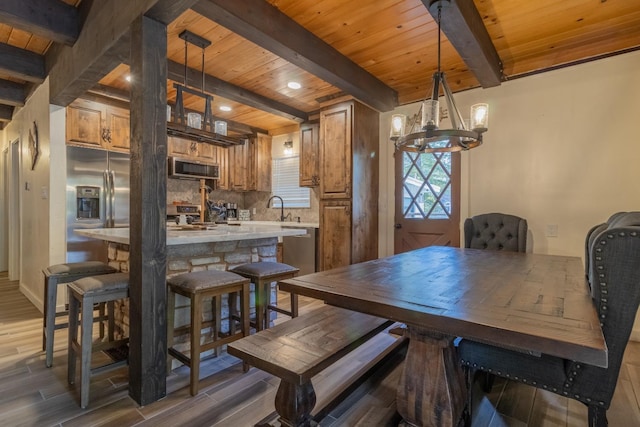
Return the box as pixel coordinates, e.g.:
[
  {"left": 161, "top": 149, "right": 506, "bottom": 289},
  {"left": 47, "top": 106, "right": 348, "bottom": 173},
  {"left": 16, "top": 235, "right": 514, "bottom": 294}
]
[
  {"left": 458, "top": 212, "right": 640, "bottom": 426},
  {"left": 464, "top": 213, "right": 527, "bottom": 252}
]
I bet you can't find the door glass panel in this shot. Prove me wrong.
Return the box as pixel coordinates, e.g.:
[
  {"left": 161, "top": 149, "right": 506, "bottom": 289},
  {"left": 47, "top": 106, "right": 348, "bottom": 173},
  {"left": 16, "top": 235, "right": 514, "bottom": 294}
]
[{"left": 402, "top": 151, "right": 452, "bottom": 219}]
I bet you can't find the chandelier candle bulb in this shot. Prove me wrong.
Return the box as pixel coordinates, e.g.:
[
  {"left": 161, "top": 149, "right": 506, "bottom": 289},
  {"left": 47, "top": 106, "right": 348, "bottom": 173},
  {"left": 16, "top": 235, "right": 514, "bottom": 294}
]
[
  {"left": 471, "top": 103, "right": 489, "bottom": 131},
  {"left": 421, "top": 100, "right": 440, "bottom": 130},
  {"left": 390, "top": 114, "right": 407, "bottom": 139}
]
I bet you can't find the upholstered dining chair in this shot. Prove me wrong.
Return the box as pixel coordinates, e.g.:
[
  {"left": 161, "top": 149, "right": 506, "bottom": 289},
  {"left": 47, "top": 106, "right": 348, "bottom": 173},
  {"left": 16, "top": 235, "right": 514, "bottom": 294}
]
[
  {"left": 464, "top": 212, "right": 527, "bottom": 252},
  {"left": 458, "top": 212, "right": 640, "bottom": 427}
]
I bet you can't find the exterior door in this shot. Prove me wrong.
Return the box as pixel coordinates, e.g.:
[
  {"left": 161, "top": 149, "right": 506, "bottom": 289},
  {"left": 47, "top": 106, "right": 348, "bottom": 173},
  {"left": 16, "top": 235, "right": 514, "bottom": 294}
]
[{"left": 394, "top": 149, "right": 460, "bottom": 254}]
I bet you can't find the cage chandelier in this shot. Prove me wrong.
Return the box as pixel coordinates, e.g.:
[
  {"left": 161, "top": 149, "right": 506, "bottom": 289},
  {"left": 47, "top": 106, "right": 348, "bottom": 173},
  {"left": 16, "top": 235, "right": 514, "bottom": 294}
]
[{"left": 390, "top": 0, "right": 489, "bottom": 153}]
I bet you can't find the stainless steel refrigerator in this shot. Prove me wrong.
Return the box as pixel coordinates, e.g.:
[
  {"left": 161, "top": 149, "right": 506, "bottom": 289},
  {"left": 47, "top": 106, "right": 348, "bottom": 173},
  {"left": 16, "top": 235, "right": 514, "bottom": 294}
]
[{"left": 66, "top": 146, "right": 130, "bottom": 263}]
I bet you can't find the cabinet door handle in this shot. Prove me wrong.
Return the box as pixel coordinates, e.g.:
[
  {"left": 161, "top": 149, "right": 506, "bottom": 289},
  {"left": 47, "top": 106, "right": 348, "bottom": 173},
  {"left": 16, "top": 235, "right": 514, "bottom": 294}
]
[{"left": 101, "top": 128, "right": 112, "bottom": 144}]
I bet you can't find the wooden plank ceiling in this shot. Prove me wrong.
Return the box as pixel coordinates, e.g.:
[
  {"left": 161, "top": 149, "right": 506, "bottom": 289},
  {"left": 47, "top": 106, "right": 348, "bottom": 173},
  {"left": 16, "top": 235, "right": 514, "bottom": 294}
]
[{"left": 0, "top": 0, "right": 639, "bottom": 133}]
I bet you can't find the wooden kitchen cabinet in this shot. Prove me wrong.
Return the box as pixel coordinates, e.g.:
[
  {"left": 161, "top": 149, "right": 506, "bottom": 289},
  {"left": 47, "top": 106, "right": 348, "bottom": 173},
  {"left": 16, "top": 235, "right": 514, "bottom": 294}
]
[
  {"left": 319, "top": 104, "right": 352, "bottom": 199},
  {"left": 105, "top": 106, "right": 130, "bottom": 152},
  {"left": 229, "top": 141, "right": 249, "bottom": 191},
  {"left": 66, "top": 99, "right": 104, "bottom": 149},
  {"left": 318, "top": 100, "right": 379, "bottom": 271},
  {"left": 252, "top": 133, "right": 272, "bottom": 192},
  {"left": 319, "top": 200, "right": 352, "bottom": 270},
  {"left": 214, "top": 146, "right": 229, "bottom": 190},
  {"left": 168, "top": 136, "right": 198, "bottom": 157},
  {"left": 299, "top": 122, "right": 319, "bottom": 187},
  {"left": 229, "top": 133, "right": 272, "bottom": 191},
  {"left": 198, "top": 143, "right": 216, "bottom": 161},
  {"left": 168, "top": 136, "right": 219, "bottom": 164},
  {"left": 66, "top": 98, "right": 130, "bottom": 152}
]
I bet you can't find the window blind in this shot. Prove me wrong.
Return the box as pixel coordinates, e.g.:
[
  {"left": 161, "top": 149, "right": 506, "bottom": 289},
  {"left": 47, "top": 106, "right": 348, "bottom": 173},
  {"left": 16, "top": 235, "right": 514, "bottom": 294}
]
[{"left": 271, "top": 156, "right": 310, "bottom": 208}]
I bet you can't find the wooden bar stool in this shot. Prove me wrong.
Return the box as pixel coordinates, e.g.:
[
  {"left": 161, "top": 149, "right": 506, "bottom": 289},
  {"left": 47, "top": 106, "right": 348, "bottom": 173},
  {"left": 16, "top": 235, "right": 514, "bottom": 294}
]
[
  {"left": 230, "top": 262, "right": 299, "bottom": 331},
  {"left": 166, "top": 270, "right": 250, "bottom": 396},
  {"left": 43, "top": 261, "right": 117, "bottom": 367},
  {"left": 67, "top": 272, "right": 129, "bottom": 409}
]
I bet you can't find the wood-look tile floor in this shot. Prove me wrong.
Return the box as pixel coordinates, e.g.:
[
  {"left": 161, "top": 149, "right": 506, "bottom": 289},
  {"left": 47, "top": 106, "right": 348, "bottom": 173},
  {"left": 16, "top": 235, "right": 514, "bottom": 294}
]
[{"left": 1, "top": 272, "right": 640, "bottom": 426}]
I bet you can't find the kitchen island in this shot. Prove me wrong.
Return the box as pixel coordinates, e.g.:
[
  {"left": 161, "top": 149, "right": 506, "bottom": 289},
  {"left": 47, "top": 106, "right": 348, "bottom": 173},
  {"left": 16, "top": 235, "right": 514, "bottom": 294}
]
[
  {"left": 76, "top": 223, "right": 307, "bottom": 273},
  {"left": 76, "top": 224, "right": 307, "bottom": 341}
]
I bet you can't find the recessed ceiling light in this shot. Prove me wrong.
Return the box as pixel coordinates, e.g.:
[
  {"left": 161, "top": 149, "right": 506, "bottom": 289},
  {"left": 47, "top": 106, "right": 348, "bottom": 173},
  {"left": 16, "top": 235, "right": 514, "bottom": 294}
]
[
  {"left": 287, "top": 81, "right": 302, "bottom": 90},
  {"left": 125, "top": 75, "right": 132, "bottom": 82},
  {"left": 219, "top": 105, "right": 232, "bottom": 112}
]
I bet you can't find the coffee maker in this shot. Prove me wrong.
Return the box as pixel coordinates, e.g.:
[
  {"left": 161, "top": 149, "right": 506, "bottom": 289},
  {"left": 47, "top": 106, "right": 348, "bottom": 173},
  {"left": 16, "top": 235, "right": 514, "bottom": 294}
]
[{"left": 226, "top": 203, "right": 238, "bottom": 220}]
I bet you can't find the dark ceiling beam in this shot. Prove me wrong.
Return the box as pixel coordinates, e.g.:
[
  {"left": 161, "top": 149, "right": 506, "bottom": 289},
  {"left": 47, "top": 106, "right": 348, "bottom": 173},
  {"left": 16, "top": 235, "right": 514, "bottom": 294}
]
[
  {"left": 167, "top": 60, "right": 307, "bottom": 123},
  {"left": 425, "top": 0, "right": 502, "bottom": 87},
  {"left": 0, "top": 105, "right": 14, "bottom": 122},
  {"left": 48, "top": 0, "right": 200, "bottom": 107},
  {"left": 0, "top": 43, "right": 46, "bottom": 83},
  {"left": 192, "top": 0, "right": 398, "bottom": 112},
  {"left": 0, "top": 0, "right": 78, "bottom": 46},
  {"left": 0, "top": 78, "right": 26, "bottom": 107},
  {"left": 87, "top": 84, "right": 131, "bottom": 103}
]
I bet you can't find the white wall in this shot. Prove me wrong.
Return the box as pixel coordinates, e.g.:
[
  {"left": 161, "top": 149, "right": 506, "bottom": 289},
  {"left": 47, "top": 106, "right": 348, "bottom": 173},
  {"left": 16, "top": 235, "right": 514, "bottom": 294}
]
[
  {"left": 380, "top": 50, "right": 640, "bottom": 259},
  {"left": 0, "top": 80, "right": 67, "bottom": 311}
]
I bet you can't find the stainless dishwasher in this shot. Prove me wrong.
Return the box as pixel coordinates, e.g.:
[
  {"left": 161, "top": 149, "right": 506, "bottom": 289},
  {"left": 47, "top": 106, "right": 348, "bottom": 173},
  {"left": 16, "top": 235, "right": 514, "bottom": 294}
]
[{"left": 282, "top": 227, "right": 317, "bottom": 275}]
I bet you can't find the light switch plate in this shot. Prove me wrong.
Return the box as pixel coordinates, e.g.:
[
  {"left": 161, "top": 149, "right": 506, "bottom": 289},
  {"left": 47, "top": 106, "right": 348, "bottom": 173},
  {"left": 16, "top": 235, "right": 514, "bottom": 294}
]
[{"left": 546, "top": 224, "right": 558, "bottom": 237}]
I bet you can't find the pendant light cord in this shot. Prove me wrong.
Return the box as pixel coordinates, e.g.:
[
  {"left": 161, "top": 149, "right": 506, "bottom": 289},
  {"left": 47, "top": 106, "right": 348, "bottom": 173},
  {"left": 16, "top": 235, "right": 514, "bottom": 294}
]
[{"left": 437, "top": 5, "right": 442, "bottom": 76}]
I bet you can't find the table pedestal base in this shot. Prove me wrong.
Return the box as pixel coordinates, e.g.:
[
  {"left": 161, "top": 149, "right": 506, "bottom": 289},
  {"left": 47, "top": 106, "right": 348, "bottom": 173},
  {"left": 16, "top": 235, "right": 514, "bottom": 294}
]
[
  {"left": 396, "top": 327, "right": 466, "bottom": 427},
  {"left": 275, "top": 380, "right": 316, "bottom": 427}
]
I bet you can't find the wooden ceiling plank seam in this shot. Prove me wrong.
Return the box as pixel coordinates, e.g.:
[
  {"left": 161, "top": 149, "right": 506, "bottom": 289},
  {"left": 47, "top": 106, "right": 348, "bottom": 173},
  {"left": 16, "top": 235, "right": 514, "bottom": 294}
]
[
  {"left": 192, "top": 0, "right": 398, "bottom": 112},
  {"left": 424, "top": 0, "right": 502, "bottom": 88},
  {"left": 0, "top": 78, "right": 26, "bottom": 106},
  {"left": 0, "top": 42, "right": 45, "bottom": 83},
  {"left": 0, "top": 0, "right": 79, "bottom": 46},
  {"left": 167, "top": 59, "right": 307, "bottom": 122}
]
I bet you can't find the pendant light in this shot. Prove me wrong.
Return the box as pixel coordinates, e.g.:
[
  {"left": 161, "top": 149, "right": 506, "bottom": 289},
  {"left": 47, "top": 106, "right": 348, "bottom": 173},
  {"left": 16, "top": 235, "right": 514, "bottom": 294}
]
[{"left": 390, "top": 0, "right": 489, "bottom": 153}]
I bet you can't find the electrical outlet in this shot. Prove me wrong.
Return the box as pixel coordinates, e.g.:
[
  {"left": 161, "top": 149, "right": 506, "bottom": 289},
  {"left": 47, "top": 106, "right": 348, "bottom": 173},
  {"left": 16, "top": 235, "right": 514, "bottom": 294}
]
[
  {"left": 253, "top": 207, "right": 256, "bottom": 215},
  {"left": 41, "top": 186, "right": 48, "bottom": 199},
  {"left": 546, "top": 224, "right": 558, "bottom": 237}
]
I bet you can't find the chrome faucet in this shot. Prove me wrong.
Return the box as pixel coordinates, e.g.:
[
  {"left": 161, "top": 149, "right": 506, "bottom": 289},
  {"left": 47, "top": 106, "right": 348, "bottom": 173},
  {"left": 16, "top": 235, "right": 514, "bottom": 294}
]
[{"left": 267, "top": 195, "right": 285, "bottom": 222}]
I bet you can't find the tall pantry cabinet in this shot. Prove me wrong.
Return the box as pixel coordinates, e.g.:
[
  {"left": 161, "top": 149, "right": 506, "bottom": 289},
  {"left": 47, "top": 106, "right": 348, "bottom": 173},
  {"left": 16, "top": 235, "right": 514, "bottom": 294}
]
[{"left": 318, "top": 100, "right": 379, "bottom": 271}]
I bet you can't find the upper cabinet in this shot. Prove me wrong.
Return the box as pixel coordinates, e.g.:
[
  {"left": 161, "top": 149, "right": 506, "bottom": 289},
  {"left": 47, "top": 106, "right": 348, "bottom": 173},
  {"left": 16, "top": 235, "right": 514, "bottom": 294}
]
[
  {"left": 229, "top": 133, "right": 272, "bottom": 192},
  {"left": 168, "top": 136, "right": 196, "bottom": 158},
  {"left": 214, "top": 146, "right": 229, "bottom": 190},
  {"left": 168, "top": 135, "right": 217, "bottom": 163},
  {"left": 253, "top": 133, "right": 272, "bottom": 192},
  {"left": 105, "top": 107, "right": 131, "bottom": 152},
  {"left": 66, "top": 99, "right": 130, "bottom": 153},
  {"left": 299, "top": 122, "right": 319, "bottom": 187},
  {"left": 319, "top": 104, "right": 352, "bottom": 199}
]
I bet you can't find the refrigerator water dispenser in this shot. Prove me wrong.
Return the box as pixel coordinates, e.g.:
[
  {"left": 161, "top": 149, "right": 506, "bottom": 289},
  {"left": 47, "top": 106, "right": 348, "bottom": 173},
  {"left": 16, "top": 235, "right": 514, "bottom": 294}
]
[{"left": 76, "top": 186, "right": 100, "bottom": 219}]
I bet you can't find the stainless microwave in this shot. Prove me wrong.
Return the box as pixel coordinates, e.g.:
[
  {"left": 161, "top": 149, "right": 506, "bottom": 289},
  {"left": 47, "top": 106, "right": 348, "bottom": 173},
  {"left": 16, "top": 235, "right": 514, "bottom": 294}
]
[{"left": 168, "top": 157, "right": 220, "bottom": 180}]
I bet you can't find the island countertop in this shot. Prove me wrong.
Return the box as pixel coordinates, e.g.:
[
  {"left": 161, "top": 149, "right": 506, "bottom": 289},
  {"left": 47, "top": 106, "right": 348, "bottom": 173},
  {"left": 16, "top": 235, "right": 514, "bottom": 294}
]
[{"left": 75, "top": 223, "right": 307, "bottom": 245}]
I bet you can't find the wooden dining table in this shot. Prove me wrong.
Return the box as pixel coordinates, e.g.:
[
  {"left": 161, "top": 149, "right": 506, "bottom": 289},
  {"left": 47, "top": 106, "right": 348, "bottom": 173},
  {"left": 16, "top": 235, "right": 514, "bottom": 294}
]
[{"left": 278, "top": 246, "right": 607, "bottom": 427}]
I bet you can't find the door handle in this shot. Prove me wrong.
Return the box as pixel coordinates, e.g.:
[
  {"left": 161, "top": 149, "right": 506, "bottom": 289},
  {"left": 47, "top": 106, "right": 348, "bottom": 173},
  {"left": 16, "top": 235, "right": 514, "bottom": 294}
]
[
  {"left": 103, "top": 170, "right": 111, "bottom": 227},
  {"left": 394, "top": 223, "right": 402, "bottom": 229},
  {"left": 108, "top": 171, "right": 116, "bottom": 228}
]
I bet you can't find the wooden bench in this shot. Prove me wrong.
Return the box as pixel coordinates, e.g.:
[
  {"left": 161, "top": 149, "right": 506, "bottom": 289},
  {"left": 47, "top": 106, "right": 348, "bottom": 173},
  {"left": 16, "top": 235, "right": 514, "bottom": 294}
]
[{"left": 227, "top": 304, "right": 393, "bottom": 427}]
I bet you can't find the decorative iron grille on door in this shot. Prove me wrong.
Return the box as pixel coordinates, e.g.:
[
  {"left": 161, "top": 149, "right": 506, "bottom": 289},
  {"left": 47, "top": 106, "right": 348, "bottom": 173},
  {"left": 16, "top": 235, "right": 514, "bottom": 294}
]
[{"left": 401, "top": 151, "right": 452, "bottom": 219}]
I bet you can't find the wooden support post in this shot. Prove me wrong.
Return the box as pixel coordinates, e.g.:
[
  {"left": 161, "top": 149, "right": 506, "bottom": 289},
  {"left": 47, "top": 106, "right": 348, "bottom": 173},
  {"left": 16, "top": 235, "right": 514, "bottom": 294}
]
[{"left": 128, "top": 14, "right": 168, "bottom": 406}]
